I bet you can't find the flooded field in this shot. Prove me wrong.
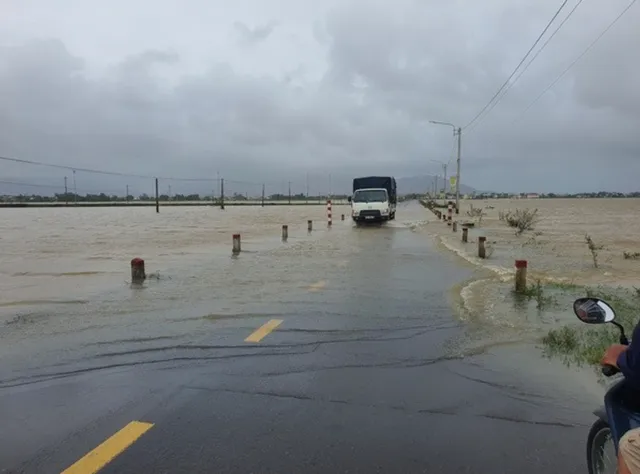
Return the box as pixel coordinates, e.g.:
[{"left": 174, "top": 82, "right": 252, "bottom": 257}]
[
  {"left": 2, "top": 199, "right": 634, "bottom": 386},
  {"left": 430, "top": 198, "right": 640, "bottom": 286},
  {"left": 0, "top": 203, "right": 426, "bottom": 383},
  {"left": 422, "top": 198, "right": 640, "bottom": 351},
  {"left": 0, "top": 204, "right": 350, "bottom": 310}
]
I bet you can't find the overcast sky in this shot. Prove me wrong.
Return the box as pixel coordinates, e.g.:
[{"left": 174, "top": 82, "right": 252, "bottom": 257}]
[{"left": 1, "top": 0, "right": 639, "bottom": 194}]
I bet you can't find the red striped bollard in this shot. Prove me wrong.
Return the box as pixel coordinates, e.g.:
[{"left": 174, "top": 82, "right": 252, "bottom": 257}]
[
  {"left": 131, "top": 258, "right": 146, "bottom": 285},
  {"left": 327, "top": 199, "right": 332, "bottom": 227},
  {"left": 447, "top": 201, "right": 453, "bottom": 226},
  {"left": 515, "top": 260, "right": 528, "bottom": 293},
  {"left": 232, "top": 234, "right": 241, "bottom": 255}
]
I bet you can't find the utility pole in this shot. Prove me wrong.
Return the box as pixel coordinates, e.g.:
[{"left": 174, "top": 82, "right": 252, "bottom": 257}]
[
  {"left": 430, "top": 160, "right": 447, "bottom": 198},
  {"left": 64, "top": 176, "right": 68, "bottom": 205},
  {"left": 288, "top": 181, "right": 291, "bottom": 204},
  {"left": 306, "top": 173, "right": 309, "bottom": 203},
  {"left": 430, "top": 120, "right": 462, "bottom": 213},
  {"left": 155, "top": 178, "right": 159, "bottom": 213},
  {"left": 72, "top": 170, "right": 77, "bottom": 205},
  {"left": 220, "top": 178, "right": 225, "bottom": 210},
  {"left": 261, "top": 183, "right": 265, "bottom": 207},
  {"left": 442, "top": 164, "right": 448, "bottom": 196},
  {"left": 455, "top": 127, "right": 462, "bottom": 214},
  {"left": 126, "top": 184, "right": 129, "bottom": 204}
]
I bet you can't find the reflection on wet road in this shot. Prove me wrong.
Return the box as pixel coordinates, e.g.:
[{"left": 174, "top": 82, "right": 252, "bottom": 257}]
[{"left": 0, "top": 204, "right": 596, "bottom": 473}]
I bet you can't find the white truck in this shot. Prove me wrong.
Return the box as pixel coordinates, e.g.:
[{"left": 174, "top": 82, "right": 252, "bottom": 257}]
[{"left": 348, "top": 176, "right": 397, "bottom": 223}]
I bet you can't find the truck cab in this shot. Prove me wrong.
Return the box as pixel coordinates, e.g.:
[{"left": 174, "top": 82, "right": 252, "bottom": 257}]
[{"left": 349, "top": 176, "right": 397, "bottom": 223}]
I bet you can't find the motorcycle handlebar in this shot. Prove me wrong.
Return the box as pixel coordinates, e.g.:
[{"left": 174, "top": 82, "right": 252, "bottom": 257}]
[{"left": 602, "top": 365, "right": 619, "bottom": 377}]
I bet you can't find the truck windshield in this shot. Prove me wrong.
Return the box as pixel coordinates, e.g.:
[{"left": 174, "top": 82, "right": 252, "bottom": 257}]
[{"left": 353, "top": 189, "right": 388, "bottom": 203}]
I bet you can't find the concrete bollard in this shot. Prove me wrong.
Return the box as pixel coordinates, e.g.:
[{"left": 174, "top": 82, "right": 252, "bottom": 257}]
[
  {"left": 131, "top": 258, "right": 146, "bottom": 284},
  {"left": 452, "top": 222, "right": 457, "bottom": 232},
  {"left": 282, "top": 225, "right": 288, "bottom": 242},
  {"left": 478, "top": 236, "right": 487, "bottom": 259},
  {"left": 515, "top": 260, "right": 528, "bottom": 293},
  {"left": 308, "top": 220, "right": 313, "bottom": 232},
  {"left": 462, "top": 226, "right": 469, "bottom": 243},
  {"left": 232, "top": 234, "right": 241, "bottom": 255}
]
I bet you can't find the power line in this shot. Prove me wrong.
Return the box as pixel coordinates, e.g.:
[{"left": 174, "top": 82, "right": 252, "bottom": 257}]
[
  {"left": 0, "top": 180, "right": 63, "bottom": 189},
  {"left": 0, "top": 155, "right": 155, "bottom": 179},
  {"left": 0, "top": 155, "right": 221, "bottom": 182},
  {"left": 466, "top": 0, "right": 585, "bottom": 134},
  {"left": 463, "top": 0, "right": 569, "bottom": 131},
  {"left": 0, "top": 155, "right": 336, "bottom": 190},
  {"left": 515, "top": 0, "right": 637, "bottom": 121}
]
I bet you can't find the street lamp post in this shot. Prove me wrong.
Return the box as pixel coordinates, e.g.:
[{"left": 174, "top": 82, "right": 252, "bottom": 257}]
[
  {"left": 431, "top": 160, "right": 448, "bottom": 197},
  {"left": 430, "top": 121, "right": 462, "bottom": 214}
]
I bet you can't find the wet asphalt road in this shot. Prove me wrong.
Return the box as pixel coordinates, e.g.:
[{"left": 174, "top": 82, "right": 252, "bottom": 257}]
[{"left": 1, "top": 216, "right": 594, "bottom": 473}]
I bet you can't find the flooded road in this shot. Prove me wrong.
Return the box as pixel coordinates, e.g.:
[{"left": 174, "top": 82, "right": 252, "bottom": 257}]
[{"left": 0, "top": 203, "right": 598, "bottom": 473}]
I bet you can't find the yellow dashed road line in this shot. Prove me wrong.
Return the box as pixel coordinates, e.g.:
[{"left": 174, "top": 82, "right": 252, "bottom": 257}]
[
  {"left": 61, "top": 421, "right": 154, "bottom": 474},
  {"left": 245, "top": 319, "right": 284, "bottom": 343},
  {"left": 308, "top": 280, "right": 326, "bottom": 292}
]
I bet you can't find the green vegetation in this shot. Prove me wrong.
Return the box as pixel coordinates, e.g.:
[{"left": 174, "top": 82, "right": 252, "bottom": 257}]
[
  {"left": 516, "top": 279, "right": 556, "bottom": 310},
  {"left": 584, "top": 234, "right": 605, "bottom": 268},
  {"left": 466, "top": 204, "right": 486, "bottom": 224},
  {"left": 542, "top": 285, "right": 638, "bottom": 367},
  {"left": 500, "top": 208, "right": 539, "bottom": 236}
]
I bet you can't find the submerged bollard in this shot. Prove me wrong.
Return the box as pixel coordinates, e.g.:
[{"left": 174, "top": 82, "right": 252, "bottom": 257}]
[
  {"left": 308, "top": 220, "right": 313, "bottom": 232},
  {"left": 282, "top": 225, "right": 288, "bottom": 242},
  {"left": 515, "top": 260, "right": 528, "bottom": 293},
  {"left": 232, "top": 234, "right": 241, "bottom": 255},
  {"left": 447, "top": 215, "right": 452, "bottom": 226},
  {"left": 478, "top": 236, "right": 487, "bottom": 259},
  {"left": 341, "top": 214, "right": 345, "bottom": 221},
  {"left": 462, "top": 226, "right": 469, "bottom": 243},
  {"left": 131, "top": 258, "right": 146, "bottom": 284},
  {"left": 452, "top": 221, "right": 457, "bottom": 232}
]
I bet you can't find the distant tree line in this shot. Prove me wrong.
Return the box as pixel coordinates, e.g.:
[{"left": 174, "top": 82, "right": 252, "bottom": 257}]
[
  {"left": 4, "top": 190, "right": 638, "bottom": 204},
  {"left": 0, "top": 192, "right": 351, "bottom": 203},
  {"left": 470, "top": 192, "right": 640, "bottom": 199}
]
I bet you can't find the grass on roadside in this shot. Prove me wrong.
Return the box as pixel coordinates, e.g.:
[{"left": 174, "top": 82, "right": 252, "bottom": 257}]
[
  {"left": 515, "top": 279, "right": 556, "bottom": 310},
  {"left": 542, "top": 286, "right": 638, "bottom": 367}
]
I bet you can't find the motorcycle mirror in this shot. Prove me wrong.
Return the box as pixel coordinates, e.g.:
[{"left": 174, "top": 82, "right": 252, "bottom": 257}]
[{"left": 573, "top": 297, "right": 616, "bottom": 324}]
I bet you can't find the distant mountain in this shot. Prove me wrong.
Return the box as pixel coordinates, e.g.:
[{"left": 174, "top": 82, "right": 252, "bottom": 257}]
[{"left": 396, "top": 175, "right": 476, "bottom": 195}]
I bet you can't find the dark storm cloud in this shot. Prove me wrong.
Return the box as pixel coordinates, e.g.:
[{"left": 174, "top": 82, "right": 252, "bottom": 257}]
[{"left": 1, "top": 0, "right": 639, "bottom": 193}]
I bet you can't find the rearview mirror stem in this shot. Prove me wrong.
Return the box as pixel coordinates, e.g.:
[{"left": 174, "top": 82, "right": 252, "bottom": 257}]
[{"left": 612, "top": 321, "right": 629, "bottom": 344}]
